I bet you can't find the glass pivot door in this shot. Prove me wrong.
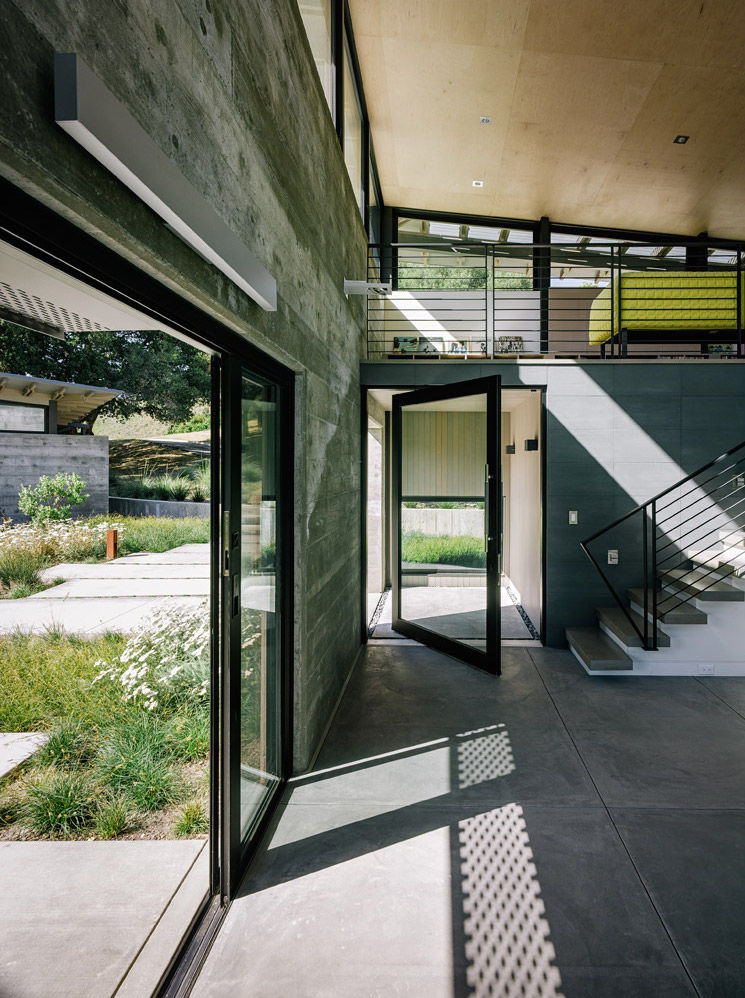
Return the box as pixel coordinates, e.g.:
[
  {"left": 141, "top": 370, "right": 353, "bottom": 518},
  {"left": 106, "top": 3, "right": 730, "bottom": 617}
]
[{"left": 392, "top": 376, "right": 501, "bottom": 674}]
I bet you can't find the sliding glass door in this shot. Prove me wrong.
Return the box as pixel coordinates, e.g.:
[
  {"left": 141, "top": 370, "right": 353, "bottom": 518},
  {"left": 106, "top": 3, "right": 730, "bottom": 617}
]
[
  {"left": 222, "top": 360, "right": 288, "bottom": 893},
  {"left": 392, "top": 376, "right": 501, "bottom": 674}
]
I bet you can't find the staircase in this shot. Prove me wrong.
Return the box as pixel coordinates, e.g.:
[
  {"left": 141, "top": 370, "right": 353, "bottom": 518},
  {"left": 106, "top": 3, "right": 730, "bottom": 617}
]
[{"left": 567, "top": 441, "right": 745, "bottom": 676}]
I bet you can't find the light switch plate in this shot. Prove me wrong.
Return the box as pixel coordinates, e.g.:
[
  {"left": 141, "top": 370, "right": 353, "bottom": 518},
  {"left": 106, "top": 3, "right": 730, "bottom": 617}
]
[
  {"left": 607, "top": 550, "right": 619, "bottom": 565},
  {"left": 568, "top": 510, "right": 578, "bottom": 525}
]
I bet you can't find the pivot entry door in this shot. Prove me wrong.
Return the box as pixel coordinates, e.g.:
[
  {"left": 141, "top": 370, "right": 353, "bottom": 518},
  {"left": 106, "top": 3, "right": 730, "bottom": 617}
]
[{"left": 392, "top": 376, "right": 501, "bottom": 674}]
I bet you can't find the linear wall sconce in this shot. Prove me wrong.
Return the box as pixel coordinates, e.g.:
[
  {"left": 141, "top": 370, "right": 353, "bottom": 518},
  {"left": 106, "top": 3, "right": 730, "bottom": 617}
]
[{"left": 54, "top": 53, "right": 277, "bottom": 311}]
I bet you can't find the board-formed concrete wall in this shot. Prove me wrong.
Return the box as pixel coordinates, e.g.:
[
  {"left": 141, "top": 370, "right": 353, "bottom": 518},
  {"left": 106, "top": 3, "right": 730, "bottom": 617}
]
[
  {"left": 0, "top": 433, "right": 108, "bottom": 521},
  {"left": 1, "top": 0, "right": 368, "bottom": 770},
  {"left": 361, "top": 359, "right": 745, "bottom": 646}
]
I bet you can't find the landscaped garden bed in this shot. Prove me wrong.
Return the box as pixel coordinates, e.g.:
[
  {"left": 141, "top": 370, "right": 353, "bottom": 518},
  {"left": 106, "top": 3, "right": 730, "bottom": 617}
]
[
  {"left": 0, "top": 601, "right": 212, "bottom": 841},
  {"left": 0, "top": 515, "right": 210, "bottom": 598}
]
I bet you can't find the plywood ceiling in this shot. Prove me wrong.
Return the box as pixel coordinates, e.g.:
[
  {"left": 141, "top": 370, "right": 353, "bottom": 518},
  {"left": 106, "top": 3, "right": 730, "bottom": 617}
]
[{"left": 348, "top": 0, "right": 745, "bottom": 238}]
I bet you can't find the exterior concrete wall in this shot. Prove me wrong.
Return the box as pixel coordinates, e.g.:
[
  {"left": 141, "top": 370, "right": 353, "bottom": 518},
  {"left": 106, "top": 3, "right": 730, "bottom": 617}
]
[
  {"left": 109, "top": 497, "right": 209, "bottom": 519},
  {"left": 2, "top": 0, "right": 368, "bottom": 770},
  {"left": 0, "top": 433, "right": 108, "bottom": 521},
  {"left": 361, "top": 359, "right": 745, "bottom": 646}
]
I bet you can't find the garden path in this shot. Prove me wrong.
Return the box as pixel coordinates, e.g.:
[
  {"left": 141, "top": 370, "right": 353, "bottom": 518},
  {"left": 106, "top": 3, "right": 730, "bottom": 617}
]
[{"left": 0, "top": 543, "right": 209, "bottom": 635}]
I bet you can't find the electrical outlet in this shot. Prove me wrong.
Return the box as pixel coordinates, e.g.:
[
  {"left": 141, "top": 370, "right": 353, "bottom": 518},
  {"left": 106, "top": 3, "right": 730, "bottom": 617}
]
[
  {"left": 607, "top": 549, "right": 619, "bottom": 565},
  {"left": 697, "top": 664, "right": 715, "bottom": 676}
]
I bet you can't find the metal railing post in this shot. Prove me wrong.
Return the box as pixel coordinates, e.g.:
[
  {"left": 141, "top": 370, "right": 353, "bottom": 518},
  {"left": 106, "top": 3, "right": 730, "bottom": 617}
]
[
  {"left": 486, "top": 244, "right": 492, "bottom": 358},
  {"left": 738, "top": 248, "right": 742, "bottom": 358},
  {"left": 642, "top": 505, "right": 649, "bottom": 649},
  {"left": 651, "top": 500, "right": 658, "bottom": 650},
  {"left": 610, "top": 245, "right": 615, "bottom": 359}
]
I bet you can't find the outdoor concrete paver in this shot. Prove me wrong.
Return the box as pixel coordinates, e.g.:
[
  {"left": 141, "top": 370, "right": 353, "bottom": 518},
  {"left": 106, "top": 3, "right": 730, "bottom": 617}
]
[
  {"left": 192, "top": 643, "right": 734, "bottom": 997},
  {"left": 0, "top": 543, "right": 210, "bottom": 634},
  {"left": 0, "top": 595, "right": 206, "bottom": 635},
  {"left": 0, "top": 840, "right": 205, "bottom": 998},
  {"left": 39, "top": 562, "right": 210, "bottom": 580},
  {"left": 29, "top": 577, "right": 210, "bottom": 598},
  {"left": 0, "top": 732, "right": 48, "bottom": 780}
]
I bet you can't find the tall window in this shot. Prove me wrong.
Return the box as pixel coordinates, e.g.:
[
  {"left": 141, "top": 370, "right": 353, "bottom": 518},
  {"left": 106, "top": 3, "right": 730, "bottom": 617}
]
[
  {"left": 344, "top": 34, "right": 363, "bottom": 216},
  {"left": 298, "top": 0, "right": 334, "bottom": 116}
]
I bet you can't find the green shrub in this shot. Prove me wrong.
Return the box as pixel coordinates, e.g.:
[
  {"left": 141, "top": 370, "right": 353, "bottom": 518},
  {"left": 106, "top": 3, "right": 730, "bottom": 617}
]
[
  {"left": 40, "top": 718, "right": 92, "bottom": 769},
  {"left": 164, "top": 477, "right": 191, "bottom": 502},
  {"left": 96, "top": 740, "right": 180, "bottom": 812},
  {"left": 166, "top": 710, "right": 210, "bottom": 761},
  {"left": 18, "top": 473, "right": 89, "bottom": 523},
  {"left": 93, "top": 795, "right": 130, "bottom": 838},
  {"left": 190, "top": 484, "right": 208, "bottom": 503},
  {"left": 401, "top": 531, "right": 486, "bottom": 569},
  {"left": 167, "top": 412, "right": 210, "bottom": 434},
  {"left": 174, "top": 801, "right": 208, "bottom": 837},
  {"left": 0, "top": 545, "right": 47, "bottom": 591},
  {"left": 21, "top": 770, "right": 95, "bottom": 835}
]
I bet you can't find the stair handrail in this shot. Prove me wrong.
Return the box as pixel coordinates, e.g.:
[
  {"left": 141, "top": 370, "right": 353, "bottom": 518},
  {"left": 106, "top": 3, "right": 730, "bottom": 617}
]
[{"left": 580, "top": 437, "right": 745, "bottom": 651}]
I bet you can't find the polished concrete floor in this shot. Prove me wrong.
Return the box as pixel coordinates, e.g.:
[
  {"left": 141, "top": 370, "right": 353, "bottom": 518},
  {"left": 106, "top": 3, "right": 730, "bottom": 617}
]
[{"left": 193, "top": 643, "right": 745, "bottom": 998}]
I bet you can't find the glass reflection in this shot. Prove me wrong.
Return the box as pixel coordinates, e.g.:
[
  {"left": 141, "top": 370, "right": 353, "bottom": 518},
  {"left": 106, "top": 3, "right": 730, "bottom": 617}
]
[
  {"left": 400, "top": 395, "right": 487, "bottom": 649},
  {"left": 240, "top": 375, "right": 280, "bottom": 836}
]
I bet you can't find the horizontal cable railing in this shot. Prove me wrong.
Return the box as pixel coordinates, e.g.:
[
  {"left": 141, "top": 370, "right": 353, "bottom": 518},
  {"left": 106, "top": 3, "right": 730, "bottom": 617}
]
[
  {"left": 366, "top": 240, "right": 744, "bottom": 360},
  {"left": 580, "top": 439, "right": 745, "bottom": 650}
]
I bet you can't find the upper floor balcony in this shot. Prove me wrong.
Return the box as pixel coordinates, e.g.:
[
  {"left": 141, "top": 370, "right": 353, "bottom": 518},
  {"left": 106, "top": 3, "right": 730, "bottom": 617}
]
[{"left": 365, "top": 239, "right": 744, "bottom": 361}]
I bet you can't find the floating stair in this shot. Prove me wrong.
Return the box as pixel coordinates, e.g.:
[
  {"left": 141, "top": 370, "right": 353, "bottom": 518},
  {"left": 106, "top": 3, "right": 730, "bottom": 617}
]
[
  {"left": 660, "top": 568, "right": 745, "bottom": 602},
  {"left": 627, "top": 588, "right": 707, "bottom": 625},
  {"left": 565, "top": 626, "right": 632, "bottom": 672},
  {"left": 596, "top": 606, "right": 671, "bottom": 648}
]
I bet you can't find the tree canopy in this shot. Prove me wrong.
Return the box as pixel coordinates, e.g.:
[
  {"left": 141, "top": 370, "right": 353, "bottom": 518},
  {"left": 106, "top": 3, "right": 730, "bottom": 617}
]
[{"left": 0, "top": 322, "right": 210, "bottom": 428}]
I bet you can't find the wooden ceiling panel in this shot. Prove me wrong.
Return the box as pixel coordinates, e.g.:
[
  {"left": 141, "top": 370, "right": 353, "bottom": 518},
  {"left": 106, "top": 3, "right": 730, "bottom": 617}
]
[
  {"left": 348, "top": 0, "right": 745, "bottom": 236},
  {"left": 523, "top": 0, "right": 745, "bottom": 70}
]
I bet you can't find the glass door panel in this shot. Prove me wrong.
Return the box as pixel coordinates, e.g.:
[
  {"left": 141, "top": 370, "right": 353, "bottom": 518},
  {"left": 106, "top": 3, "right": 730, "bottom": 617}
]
[
  {"left": 392, "top": 377, "right": 501, "bottom": 674},
  {"left": 238, "top": 374, "right": 281, "bottom": 837}
]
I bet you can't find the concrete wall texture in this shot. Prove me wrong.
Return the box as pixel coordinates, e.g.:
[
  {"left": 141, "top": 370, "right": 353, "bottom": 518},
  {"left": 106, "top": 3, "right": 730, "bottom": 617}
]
[
  {"left": 1, "top": 0, "right": 368, "bottom": 770},
  {"left": 0, "top": 433, "right": 108, "bottom": 521},
  {"left": 361, "top": 359, "right": 745, "bottom": 646}
]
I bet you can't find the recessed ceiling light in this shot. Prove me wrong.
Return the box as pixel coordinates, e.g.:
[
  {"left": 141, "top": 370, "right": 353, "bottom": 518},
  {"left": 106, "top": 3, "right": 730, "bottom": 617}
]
[
  {"left": 479, "top": 116, "right": 492, "bottom": 125},
  {"left": 674, "top": 134, "right": 689, "bottom": 144},
  {"left": 472, "top": 180, "right": 484, "bottom": 188}
]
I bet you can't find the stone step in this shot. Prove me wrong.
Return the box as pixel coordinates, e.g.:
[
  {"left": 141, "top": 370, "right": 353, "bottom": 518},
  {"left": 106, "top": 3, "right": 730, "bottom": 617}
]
[
  {"left": 566, "top": 626, "right": 632, "bottom": 672},
  {"left": 596, "top": 606, "right": 671, "bottom": 648},
  {"left": 688, "top": 547, "right": 745, "bottom": 577},
  {"left": 627, "top": 588, "right": 707, "bottom": 624},
  {"left": 718, "top": 529, "right": 745, "bottom": 546},
  {"left": 660, "top": 568, "right": 745, "bottom": 601}
]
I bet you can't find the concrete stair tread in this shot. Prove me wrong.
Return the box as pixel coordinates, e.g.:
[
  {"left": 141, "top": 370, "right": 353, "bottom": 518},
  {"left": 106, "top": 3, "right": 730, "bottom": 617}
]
[
  {"left": 718, "top": 529, "right": 745, "bottom": 546},
  {"left": 660, "top": 568, "right": 745, "bottom": 601},
  {"left": 566, "top": 626, "right": 632, "bottom": 672},
  {"left": 596, "top": 606, "right": 671, "bottom": 648},
  {"left": 627, "top": 588, "right": 707, "bottom": 624},
  {"left": 688, "top": 547, "right": 745, "bottom": 576}
]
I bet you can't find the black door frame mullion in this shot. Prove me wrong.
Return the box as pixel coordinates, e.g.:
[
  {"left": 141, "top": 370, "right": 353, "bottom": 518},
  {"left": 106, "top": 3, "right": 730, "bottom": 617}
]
[{"left": 391, "top": 375, "right": 501, "bottom": 675}]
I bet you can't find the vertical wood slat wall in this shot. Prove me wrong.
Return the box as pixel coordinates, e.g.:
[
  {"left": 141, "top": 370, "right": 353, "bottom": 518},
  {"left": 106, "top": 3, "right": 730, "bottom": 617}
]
[{"left": 401, "top": 411, "right": 486, "bottom": 497}]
